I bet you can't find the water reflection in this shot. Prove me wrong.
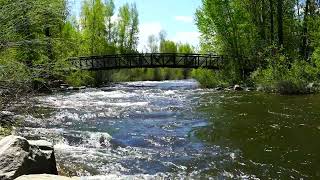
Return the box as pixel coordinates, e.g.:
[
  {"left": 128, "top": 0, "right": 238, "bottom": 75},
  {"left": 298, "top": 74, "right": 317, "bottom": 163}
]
[
  {"left": 196, "top": 92, "right": 320, "bottom": 178},
  {"left": 14, "top": 80, "right": 320, "bottom": 179}
]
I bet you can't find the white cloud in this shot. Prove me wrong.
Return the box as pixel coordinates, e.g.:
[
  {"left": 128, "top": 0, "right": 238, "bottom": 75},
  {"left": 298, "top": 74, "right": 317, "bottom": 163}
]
[
  {"left": 172, "top": 31, "right": 201, "bottom": 47},
  {"left": 138, "top": 22, "right": 162, "bottom": 52},
  {"left": 174, "top": 16, "right": 193, "bottom": 23}
]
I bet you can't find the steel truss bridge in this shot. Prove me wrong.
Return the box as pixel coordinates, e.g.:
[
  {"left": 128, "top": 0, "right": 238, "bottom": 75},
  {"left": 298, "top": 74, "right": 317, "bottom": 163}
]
[{"left": 69, "top": 53, "right": 224, "bottom": 71}]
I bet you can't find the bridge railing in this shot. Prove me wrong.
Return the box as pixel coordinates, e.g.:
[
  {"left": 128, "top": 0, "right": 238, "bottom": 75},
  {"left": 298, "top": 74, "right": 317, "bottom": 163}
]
[{"left": 69, "top": 53, "right": 224, "bottom": 70}]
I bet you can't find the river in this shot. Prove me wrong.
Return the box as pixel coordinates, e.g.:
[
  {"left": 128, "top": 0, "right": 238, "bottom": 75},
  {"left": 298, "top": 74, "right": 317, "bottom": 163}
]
[{"left": 15, "top": 80, "right": 320, "bottom": 179}]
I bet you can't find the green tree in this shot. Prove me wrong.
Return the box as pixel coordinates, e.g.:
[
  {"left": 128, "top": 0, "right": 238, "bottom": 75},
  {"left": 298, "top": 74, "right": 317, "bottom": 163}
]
[
  {"left": 147, "top": 35, "right": 159, "bottom": 53},
  {"left": 117, "top": 3, "right": 139, "bottom": 53},
  {"left": 81, "top": 0, "right": 107, "bottom": 55}
]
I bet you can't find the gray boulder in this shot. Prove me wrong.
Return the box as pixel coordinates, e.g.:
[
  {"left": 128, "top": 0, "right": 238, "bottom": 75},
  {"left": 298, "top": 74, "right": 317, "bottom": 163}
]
[{"left": 0, "top": 136, "right": 58, "bottom": 180}]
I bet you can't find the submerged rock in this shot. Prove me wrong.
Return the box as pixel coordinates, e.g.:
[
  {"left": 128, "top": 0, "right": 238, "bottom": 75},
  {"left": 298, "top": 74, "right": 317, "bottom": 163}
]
[
  {"left": 0, "top": 136, "right": 57, "bottom": 180},
  {"left": 15, "top": 174, "right": 79, "bottom": 180}
]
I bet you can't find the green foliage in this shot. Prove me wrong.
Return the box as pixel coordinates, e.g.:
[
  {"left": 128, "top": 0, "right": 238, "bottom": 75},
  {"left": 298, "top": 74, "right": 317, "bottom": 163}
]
[
  {"left": 117, "top": 3, "right": 139, "bottom": 53},
  {"left": 0, "top": 126, "right": 12, "bottom": 136},
  {"left": 66, "top": 70, "right": 94, "bottom": 87},
  {"left": 191, "top": 69, "right": 226, "bottom": 88},
  {"left": 81, "top": 0, "right": 108, "bottom": 55},
  {"left": 251, "top": 54, "right": 319, "bottom": 94},
  {"left": 196, "top": 0, "right": 320, "bottom": 94},
  {"left": 0, "top": 49, "right": 31, "bottom": 90},
  {"left": 160, "top": 40, "right": 177, "bottom": 53}
]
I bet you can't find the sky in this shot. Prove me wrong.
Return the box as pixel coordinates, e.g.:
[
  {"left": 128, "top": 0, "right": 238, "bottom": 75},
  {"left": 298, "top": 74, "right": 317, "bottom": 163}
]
[{"left": 68, "top": 0, "right": 202, "bottom": 51}]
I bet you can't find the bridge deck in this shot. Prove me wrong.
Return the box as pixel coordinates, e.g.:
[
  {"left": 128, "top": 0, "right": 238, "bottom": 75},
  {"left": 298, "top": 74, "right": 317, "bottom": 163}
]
[{"left": 69, "top": 53, "right": 224, "bottom": 71}]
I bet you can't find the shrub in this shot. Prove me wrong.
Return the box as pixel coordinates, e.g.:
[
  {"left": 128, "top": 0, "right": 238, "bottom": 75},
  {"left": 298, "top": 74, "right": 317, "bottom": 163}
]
[
  {"left": 191, "top": 68, "right": 227, "bottom": 88},
  {"left": 251, "top": 53, "right": 319, "bottom": 94},
  {"left": 66, "top": 70, "right": 95, "bottom": 87}
]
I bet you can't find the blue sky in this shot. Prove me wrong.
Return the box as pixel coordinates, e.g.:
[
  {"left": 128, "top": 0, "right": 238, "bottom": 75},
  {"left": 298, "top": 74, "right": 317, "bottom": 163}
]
[{"left": 68, "top": 0, "right": 202, "bottom": 51}]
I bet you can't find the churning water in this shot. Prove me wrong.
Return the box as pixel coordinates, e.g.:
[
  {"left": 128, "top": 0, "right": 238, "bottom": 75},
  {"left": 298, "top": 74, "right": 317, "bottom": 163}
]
[{"left": 16, "top": 80, "right": 320, "bottom": 179}]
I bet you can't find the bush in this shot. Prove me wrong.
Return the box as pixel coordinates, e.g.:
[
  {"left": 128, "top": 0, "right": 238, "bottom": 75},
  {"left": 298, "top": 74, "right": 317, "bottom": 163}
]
[
  {"left": 251, "top": 53, "right": 319, "bottom": 94},
  {"left": 66, "top": 70, "right": 95, "bottom": 87},
  {"left": 0, "top": 50, "right": 32, "bottom": 90},
  {"left": 191, "top": 68, "right": 227, "bottom": 88}
]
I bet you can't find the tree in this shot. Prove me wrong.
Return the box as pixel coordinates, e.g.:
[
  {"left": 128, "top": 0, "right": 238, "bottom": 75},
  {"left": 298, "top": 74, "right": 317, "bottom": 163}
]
[
  {"left": 128, "top": 4, "right": 139, "bottom": 52},
  {"left": 277, "top": 0, "right": 284, "bottom": 46},
  {"left": 117, "top": 3, "right": 139, "bottom": 53},
  {"left": 160, "top": 40, "right": 177, "bottom": 53},
  {"left": 81, "top": 0, "right": 107, "bottom": 55},
  {"left": 147, "top": 35, "right": 159, "bottom": 53}
]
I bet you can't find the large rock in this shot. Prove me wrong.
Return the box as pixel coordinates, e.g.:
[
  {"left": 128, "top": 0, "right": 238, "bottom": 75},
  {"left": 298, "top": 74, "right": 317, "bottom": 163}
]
[
  {"left": 0, "top": 136, "right": 58, "bottom": 180},
  {"left": 15, "top": 174, "right": 79, "bottom": 180}
]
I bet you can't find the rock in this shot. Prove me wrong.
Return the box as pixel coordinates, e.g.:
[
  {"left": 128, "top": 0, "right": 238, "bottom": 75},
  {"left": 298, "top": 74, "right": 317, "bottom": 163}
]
[
  {"left": 245, "top": 87, "right": 256, "bottom": 91},
  {"left": 67, "top": 87, "right": 74, "bottom": 91},
  {"left": 51, "top": 80, "right": 65, "bottom": 88},
  {"left": 256, "top": 86, "right": 264, "bottom": 91},
  {"left": 233, "top": 85, "right": 243, "bottom": 91},
  {"left": 0, "top": 111, "right": 14, "bottom": 116},
  {"left": 71, "top": 86, "right": 86, "bottom": 91},
  {"left": 0, "top": 111, "right": 15, "bottom": 126},
  {"left": 101, "top": 87, "right": 115, "bottom": 92},
  {"left": 15, "top": 174, "right": 79, "bottom": 180},
  {"left": 28, "top": 140, "right": 54, "bottom": 151},
  {"left": 0, "top": 136, "right": 58, "bottom": 180},
  {"left": 307, "top": 83, "right": 315, "bottom": 89},
  {"left": 60, "top": 84, "right": 69, "bottom": 87},
  {"left": 215, "top": 87, "right": 223, "bottom": 91}
]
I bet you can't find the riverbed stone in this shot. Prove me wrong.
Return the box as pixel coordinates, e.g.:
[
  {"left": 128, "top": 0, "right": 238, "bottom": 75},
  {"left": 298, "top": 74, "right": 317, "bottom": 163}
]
[
  {"left": 0, "top": 136, "right": 58, "bottom": 180},
  {"left": 15, "top": 174, "right": 80, "bottom": 180}
]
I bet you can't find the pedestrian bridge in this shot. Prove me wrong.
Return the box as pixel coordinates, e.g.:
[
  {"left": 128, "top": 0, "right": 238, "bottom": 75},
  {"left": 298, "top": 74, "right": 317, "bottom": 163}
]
[{"left": 69, "top": 53, "right": 224, "bottom": 71}]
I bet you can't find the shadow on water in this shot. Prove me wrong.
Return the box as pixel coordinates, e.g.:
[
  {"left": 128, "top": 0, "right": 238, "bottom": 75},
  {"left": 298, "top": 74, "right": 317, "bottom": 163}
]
[{"left": 195, "top": 91, "right": 320, "bottom": 178}]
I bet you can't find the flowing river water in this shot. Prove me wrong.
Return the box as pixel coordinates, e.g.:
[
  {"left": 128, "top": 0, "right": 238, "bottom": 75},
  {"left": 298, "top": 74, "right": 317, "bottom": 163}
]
[{"left": 15, "top": 80, "right": 320, "bottom": 179}]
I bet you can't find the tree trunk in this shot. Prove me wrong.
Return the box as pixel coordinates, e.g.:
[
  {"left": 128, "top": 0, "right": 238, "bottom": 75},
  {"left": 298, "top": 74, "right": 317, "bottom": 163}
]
[
  {"left": 269, "top": 0, "right": 274, "bottom": 42},
  {"left": 261, "top": 0, "right": 267, "bottom": 40},
  {"left": 277, "top": 0, "right": 284, "bottom": 47},
  {"left": 302, "top": 0, "right": 310, "bottom": 60}
]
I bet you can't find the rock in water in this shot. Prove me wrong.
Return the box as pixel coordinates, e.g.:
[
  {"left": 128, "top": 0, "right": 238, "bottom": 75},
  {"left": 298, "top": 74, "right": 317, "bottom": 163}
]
[
  {"left": 15, "top": 174, "right": 79, "bottom": 180},
  {"left": 0, "top": 136, "right": 58, "bottom": 180},
  {"left": 233, "top": 85, "right": 243, "bottom": 91}
]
